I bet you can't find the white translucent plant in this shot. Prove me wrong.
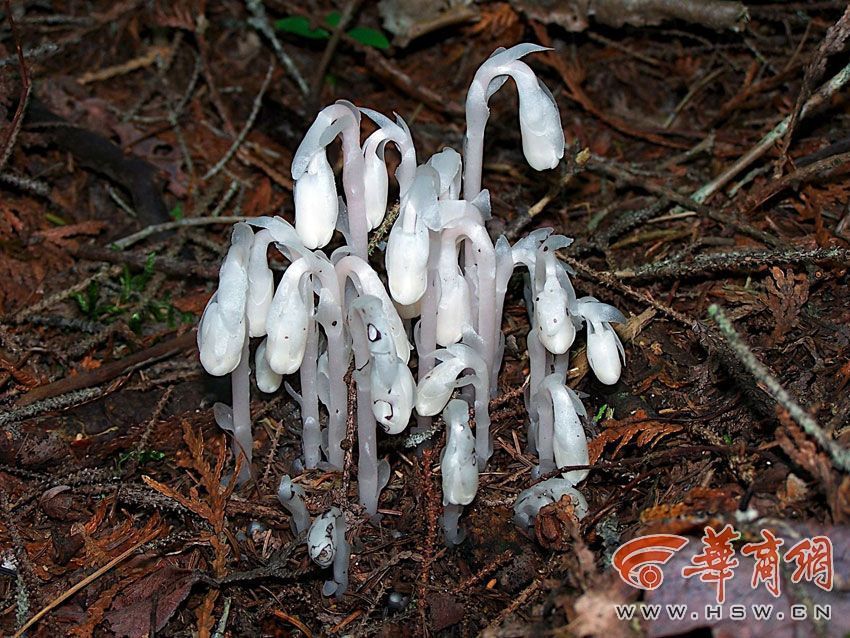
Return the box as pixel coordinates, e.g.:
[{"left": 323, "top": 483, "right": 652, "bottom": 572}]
[
  {"left": 463, "top": 43, "right": 565, "bottom": 199},
  {"left": 198, "top": 223, "right": 254, "bottom": 485},
  {"left": 532, "top": 235, "right": 577, "bottom": 355},
  {"left": 277, "top": 475, "right": 310, "bottom": 535},
  {"left": 416, "top": 341, "right": 492, "bottom": 465},
  {"left": 385, "top": 165, "right": 439, "bottom": 305},
  {"left": 440, "top": 399, "right": 478, "bottom": 545},
  {"left": 198, "top": 223, "right": 253, "bottom": 376},
  {"left": 292, "top": 101, "right": 369, "bottom": 257},
  {"left": 513, "top": 477, "right": 589, "bottom": 533},
  {"left": 307, "top": 507, "right": 349, "bottom": 599},
  {"left": 576, "top": 297, "right": 626, "bottom": 385},
  {"left": 360, "top": 109, "right": 417, "bottom": 229},
  {"left": 534, "top": 374, "right": 589, "bottom": 483}
]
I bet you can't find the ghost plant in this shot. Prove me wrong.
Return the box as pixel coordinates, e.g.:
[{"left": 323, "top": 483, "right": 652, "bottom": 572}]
[
  {"left": 307, "top": 507, "right": 349, "bottom": 598},
  {"left": 197, "top": 43, "right": 629, "bottom": 594},
  {"left": 292, "top": 101, "right": 368, "bottom": 258},
  {"left": 348, "top": 294, "right": 414, "bottom": 516},
  {"left": 513, "top": 477, "right": 589, "bottom": 533},
  {"left": 198, "top": 222, "right": 254, "bottom": 485},
  {"left": 463, "top": 43, "right": 565, "bottom": 199},
  {"left": 440, "top": 399, "right": 478, "bottom": 545}
]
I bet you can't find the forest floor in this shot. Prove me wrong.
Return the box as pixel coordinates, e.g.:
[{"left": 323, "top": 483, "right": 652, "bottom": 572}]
[{"left": 1, "top": 1, "right": 849, "bottom": 636}]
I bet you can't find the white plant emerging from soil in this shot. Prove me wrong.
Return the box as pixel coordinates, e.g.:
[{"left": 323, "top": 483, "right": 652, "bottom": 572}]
[{"left": 197, "top": 43, "right": 627, "bottom": 597}]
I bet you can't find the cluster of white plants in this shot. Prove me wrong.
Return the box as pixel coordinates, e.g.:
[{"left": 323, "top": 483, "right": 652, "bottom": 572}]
[{"left": 197, "top": 44, "right": 626, "bottom": 598}]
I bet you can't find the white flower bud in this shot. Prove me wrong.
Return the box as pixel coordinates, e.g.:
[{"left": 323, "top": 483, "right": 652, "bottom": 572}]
[
  {"left": 363, "top": 133, "right": 389, "bottom": 230},
  {"left": 435, "top": 267, "right": 473, "bottom": 347},
  {"left": 265, "top": 260, "right": 312, "bottom": 375},
  {"left": 587, "top": 321, "right": 624, "bottom": 385},
  {"left": 371, "top": 360, "right": 416, "bottom": 435},
  {"left": 386, "top": 214, "right": 429, "bottom": 306},
  {"left": 308, "top": 508, "right": 339, "bottom": 568},
  {"left": 294, "top": 150, "right": 339, "bottom": 249},
  {"left": 198, "top": 223, "right": 252, "bottom": 376},
  {"left": 518, "top": 78, "right": 564, "bottom": 171},
  {"left": 255, "top": 339, "right": 282, "bottom": 393},
  {"left": 534, "top": 278, "right": 574, "bottom": 354},
  {"left": 576, "top": 297, "right": 626, "bottom": 386},
  {"left": 441, "top": 400, "right": 478, "bottom": 506},
  {"left": 541, "top": 376, "right": 588, "bottom": 485},
  {"left": 415, "top": 355, "right": 467, "bottom": 416}
]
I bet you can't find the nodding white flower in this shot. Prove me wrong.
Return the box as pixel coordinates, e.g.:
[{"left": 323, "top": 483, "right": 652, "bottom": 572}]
[
  {"left": 386, "top": 166, "right": 439, "bottom": 305},
  {"left": 426, "top": 148, "right": 462, "bottom": 200},
  {"left": 360, "top": 109, "right": 417, "bottom": 229},
  {"left": 293, "top": 150, "right": 339, "bottom": 249},
  {"left": 362, "top": 133, "right": 390, "bottom": 231},
  {"left": 464, "top": 43, "right": 565, "bottom": 198},
  {"left": 415, "top": 342, "right": 486, "bottom": 417},
  {"left": 198, "top": 223, "right": 253, "bottom": 376},
  {"left": 277, "top": 475, "right": 310, "bottom": 535},
  {"left": 518, "top": 78, "right": 564, "bottom": 170},
  {"left": 371, "top": 361, "right": 416, "bottom": 435},
  {"left": 532, "top": 235, "right": 576, "bottom": 355},
  {"left": 441, "top": 399, "right": 478, "bottom": 506},
  {"left": 265, "top": 258, "right": 313, "bottom": 375},
  {"left": 292, "top": 101, "right": 362, "bottom": 250},
  {"left": 246, "top": 229, "right": 275, "bottom": 337},
  {"left": 351, "top": 295, "right": 415, "bottom": 434},
  {"left": 576, "top": 297, "right": 626, "bottom": 385},
  {"left": 513, "top": 477, "right": 589, "bottom": 532},
  {"left": 255, "top": 338, "right": 282, "bottom": 393},
  {"left": 308, "top": 507, "right": 340, "bottom": 568},
  {"left": 539, "top": 374, "right": 588, "bottom": 485}
]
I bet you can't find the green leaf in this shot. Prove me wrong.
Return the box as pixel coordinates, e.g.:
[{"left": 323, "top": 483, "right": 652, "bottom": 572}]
[
  {"left": 169, "top": 203, "right": 183, "bottom": 220},
  {"left": 274, "top": 16, "right": 330, "bottom": 40},
  {"left": 346, "top": 26, "right": 390, "bottom": 50},
  {"left": 325, "top": 11, "right": 341, "bottom": 28},
  {"left": 593, "top": 404, "right": 608, "bottom": 423}
]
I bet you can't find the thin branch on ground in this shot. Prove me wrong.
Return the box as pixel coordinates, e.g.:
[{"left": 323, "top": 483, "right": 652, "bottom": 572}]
[
  {"left": 245, "top": 0, "right": 309, "bottom": 96},
  {"left": 708, "top": 304, "right": 850, "bottom": 473},
  {"left": 203, "top": 59, "right": 275, "bottom": 181},
  {"left": 0, "top": 0, "right": 32, "bottom": 172}
]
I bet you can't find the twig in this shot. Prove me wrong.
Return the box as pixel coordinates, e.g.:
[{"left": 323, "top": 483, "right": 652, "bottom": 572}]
[
  {"left": 0, "top": 0, "right": 32, "bottom": 172},
  {"left": 203, "top": 59, "right": 275, "bottom": 181},
  {"left": 110, "top": 215, "right": 256, "bottom": 249},
  {"left": 504, "top": 147, "right": 590, "bottom": 241},
  {"left": 586, "top": 155, "right": 780, "bottom": 247},
  {"left": 616, "top": 246, "right": 850, "bottom": 280},
  {"left": 12, "top": 532, "right": 158, "bottom": 638},
  {"left": 310, "top": 0, "right": 364, "bottom": 109},
  {"left": 742, "top": 149, "right": 850, "bottom": 213},
  {"left": 245, "top": 0, "right": 309, "bottom": 96},
  {"left": 340, "top": 367, "right": 357, "bottom": 502},
  {"left": 0, "top": 386, "right": 106, "bottom": 431},
  {"left": 689, "top": 58, "right": 850, "bottom": 206},
  {"left": 17, "top": 331, "right": 196, "bottom": 406},
  {"left": 72, "top": 244, "right": 218, "bottom": 279},
  {"left": 708, "top": 304, "right": 850, "bottom": 473},
  {"left": 367, "top": 202, "right": 399, "bottom": 256}
]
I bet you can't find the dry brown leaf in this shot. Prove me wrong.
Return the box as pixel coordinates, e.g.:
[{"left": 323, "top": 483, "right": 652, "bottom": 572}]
[
  {"left": 588, "top": 410, "right": 682, "bottom": 463},
  {"left": 762, "top": 266, "right": 809, "bottom": 343}
]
